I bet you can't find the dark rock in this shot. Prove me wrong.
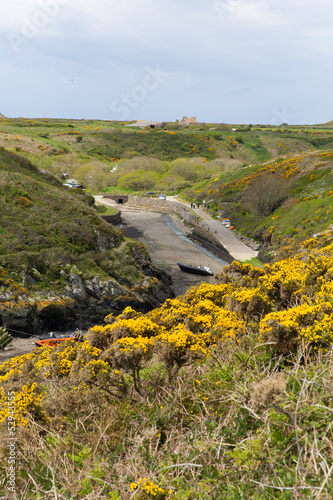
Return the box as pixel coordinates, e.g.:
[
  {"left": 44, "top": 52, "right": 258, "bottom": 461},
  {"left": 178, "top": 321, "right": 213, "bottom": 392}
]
[
  {"left": 38, "top": 303, "right": 77, "bottom": 331},
  {"left": 94, "top": 229, "right": 116, "bottom": 251},
  {"left": 0, "top": 305, "right": 39, "bottom": 337},
  {"left": 66, "top": 270, "right": 88, "bottom": 300},
  {"left": 130, "top": 243, "right": 151, "bottom": 267},
  {"left": 85, "top": 275, "right": 102, "bottom": 299},
  {"left": 1, "top": 248, "right": 175, "bottom": 336},
  {"left": 258, "top": 248, "right": 275, "bottom": 263},
  {"left": 236, "top": 233, "right": 261, "bottom": 251}
]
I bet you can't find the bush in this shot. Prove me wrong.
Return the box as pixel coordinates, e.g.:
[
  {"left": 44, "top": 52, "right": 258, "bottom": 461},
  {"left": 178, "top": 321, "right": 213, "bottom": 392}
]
[
  {"left": 118, "top": 171, "right": 158, "bottom": 191},
  {"left": 242, "top": 173, "right": 290, "bottom": 217}
]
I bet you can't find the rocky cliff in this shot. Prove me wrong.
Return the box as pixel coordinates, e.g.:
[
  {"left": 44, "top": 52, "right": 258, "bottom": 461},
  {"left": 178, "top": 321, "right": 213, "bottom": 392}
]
[{"left": 0, "top": 244, "right": 174, "bottom": 336}]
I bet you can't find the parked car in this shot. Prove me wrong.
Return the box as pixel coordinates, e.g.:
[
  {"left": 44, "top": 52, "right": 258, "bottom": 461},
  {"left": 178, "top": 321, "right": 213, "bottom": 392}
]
[{"left": 158, "top": 194, "right": 166, "bottom": 200}]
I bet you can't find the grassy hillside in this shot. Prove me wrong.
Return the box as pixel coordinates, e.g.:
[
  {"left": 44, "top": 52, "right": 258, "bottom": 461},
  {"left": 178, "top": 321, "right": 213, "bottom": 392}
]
[
  {"left": 190, "top": 148, "right": 333, "bottom": 258},
  {"left": 0, "top": 147, "right": 174, "bottom": 333},
  {"left": 0, "top": 147, "right": 122, "bottom": 285},
  {"left": 2, "top": 117, "right": 333, "bottom": 260},
  {"left": 2, "top": 118, "right": 333, "bottom": 197},
  {"left": 1, "top": 230, "right": 333, "bottom": 498},
  {"left": 2, "top": 117, "right": 333, "bottom": 236}
]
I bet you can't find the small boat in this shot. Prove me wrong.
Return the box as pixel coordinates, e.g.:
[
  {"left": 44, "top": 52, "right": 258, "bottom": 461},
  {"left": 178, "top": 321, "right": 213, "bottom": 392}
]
[
  {"left": 177, "top": 262, "right": 214, "bottom": 276},
  {"left": 35, "top": 332, "right": 84, "bottom": 348}
]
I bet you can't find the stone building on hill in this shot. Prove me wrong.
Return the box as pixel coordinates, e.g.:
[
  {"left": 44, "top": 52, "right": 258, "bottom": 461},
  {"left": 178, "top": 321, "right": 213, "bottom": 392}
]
[{"left": 180, "top": 116, "right": 199, "bottom": 125}]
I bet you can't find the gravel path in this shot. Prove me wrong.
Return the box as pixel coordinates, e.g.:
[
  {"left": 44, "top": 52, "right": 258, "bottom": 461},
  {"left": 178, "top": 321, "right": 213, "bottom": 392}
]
[
  {"left": 166, "top": 196, "right": 258, "bottom": 261},
  {"left": 0, "top": 335, "right": 39, "bottom": 362}
]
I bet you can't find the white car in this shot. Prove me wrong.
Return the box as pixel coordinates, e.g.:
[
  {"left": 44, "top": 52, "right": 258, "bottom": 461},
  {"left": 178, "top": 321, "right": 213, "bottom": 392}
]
[{"left": 159, "top": 194, "right": 166, "bottom": 200}]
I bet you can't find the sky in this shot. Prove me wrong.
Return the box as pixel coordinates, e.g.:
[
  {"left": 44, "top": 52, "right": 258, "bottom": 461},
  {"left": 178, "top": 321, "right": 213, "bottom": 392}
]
[{"left": 1, "top": 0, "right": 333, "bottom": 124}]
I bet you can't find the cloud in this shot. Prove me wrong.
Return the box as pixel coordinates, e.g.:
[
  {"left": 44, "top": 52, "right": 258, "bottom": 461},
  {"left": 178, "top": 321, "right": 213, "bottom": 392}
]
[{"left": 1, "top": 0, "right": 333, "bottom": 122}]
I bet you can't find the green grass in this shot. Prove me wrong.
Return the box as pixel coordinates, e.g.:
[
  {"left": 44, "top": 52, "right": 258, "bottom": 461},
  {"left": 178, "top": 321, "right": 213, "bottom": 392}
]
[
  {"left": 94, "top": 204, "right": 119, "bottom": 216},
  {"left": 0, "top": 148, "right": 153, "bottom": 290},
  {"left": 270, "top": 195, "right": 333, "bottom": 243},
  {"left": 2, "top": 117, "right": 331, "bottom": 170},
  {"left": 100, "top": 185, "right": 132, "bottom": 195},
  {"left": 241, "top": 257, "right": 263, "bottom": 267}
]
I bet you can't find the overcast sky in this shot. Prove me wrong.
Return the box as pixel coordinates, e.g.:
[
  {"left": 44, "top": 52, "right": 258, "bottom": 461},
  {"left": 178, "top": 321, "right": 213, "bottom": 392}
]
[{"left": 1, "top": 0, "right": 332, "bottom": 124}]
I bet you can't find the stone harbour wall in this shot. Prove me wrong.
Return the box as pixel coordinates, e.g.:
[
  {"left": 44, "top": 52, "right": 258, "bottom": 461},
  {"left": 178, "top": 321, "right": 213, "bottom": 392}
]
[
  {"left": 125, "top": 197, "right": 232, "bottom": 261},
  {"left": 101, "top": 212, "right": 122, "bottom": 225},
  {"left": 125, "top": 196, "right": 199, "bottom": 225}
]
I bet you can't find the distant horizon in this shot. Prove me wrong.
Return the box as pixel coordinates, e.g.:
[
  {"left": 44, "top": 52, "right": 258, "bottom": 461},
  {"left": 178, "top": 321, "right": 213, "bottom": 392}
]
[{"left": 1, "top": 114, "right": 331, "bottom": 127}]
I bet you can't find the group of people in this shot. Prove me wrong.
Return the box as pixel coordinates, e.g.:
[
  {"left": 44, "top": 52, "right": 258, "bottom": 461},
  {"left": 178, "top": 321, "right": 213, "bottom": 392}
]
[{"left": 190, "top": 201, "right": 210, "bottom": 210}]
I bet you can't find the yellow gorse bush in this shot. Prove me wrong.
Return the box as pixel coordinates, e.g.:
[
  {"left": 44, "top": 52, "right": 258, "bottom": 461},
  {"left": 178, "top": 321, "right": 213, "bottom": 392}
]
[
  {"left": 114, "top": 335, "right": 155, "bottom": 353},
  {"left": 300, "top": 314, "right": 333, "bottom": 344},
  {"left": 0, "top": 382, "right": 46, "bottom": 427},
  {"left": 158, "top": 323, "right": 207, "bottom": 355},
  {"left": 91, "top": 316, "right": 160, "bottom": 338},
  {"left": 2, "top": 230, "right": 333, "bottom": 426},
  {"left": 214, "top": 309, "right": 246, "bottom": 339},
  {"left": 130, "top": 477, "right": 172, "bottom": 498}
]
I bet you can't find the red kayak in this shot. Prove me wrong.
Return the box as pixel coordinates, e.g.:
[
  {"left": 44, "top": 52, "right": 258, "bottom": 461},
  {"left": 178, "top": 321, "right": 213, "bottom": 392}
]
[{"left": 35, "top": 333, "right": 83, "bottom": 348}]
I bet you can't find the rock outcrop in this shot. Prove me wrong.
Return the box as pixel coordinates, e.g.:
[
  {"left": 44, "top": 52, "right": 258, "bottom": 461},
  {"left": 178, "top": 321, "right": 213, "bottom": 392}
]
[
  {"left": 0, "top": 246, "right": 174, "bottom": 336},
  {"left": 235, "top": 233, "right": 261, "bottom": 251}
]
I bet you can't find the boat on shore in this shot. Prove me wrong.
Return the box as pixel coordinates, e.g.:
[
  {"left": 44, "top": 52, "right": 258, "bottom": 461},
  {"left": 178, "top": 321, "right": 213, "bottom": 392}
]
[
  {"left": 177, "top": 262, "right": 214, "bottom": 276},
  {"left": 35, "top": 332, "right": 84, "bottom": 348}
]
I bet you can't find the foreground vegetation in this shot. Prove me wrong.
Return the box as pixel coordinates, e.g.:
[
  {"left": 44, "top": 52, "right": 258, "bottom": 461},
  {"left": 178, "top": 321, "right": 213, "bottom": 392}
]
[
  {"left": 1, "top": 229, "right": 333, "bottom": 498},
  {"left": 1, "top": 117, "right": 333, "bottom": 497}
]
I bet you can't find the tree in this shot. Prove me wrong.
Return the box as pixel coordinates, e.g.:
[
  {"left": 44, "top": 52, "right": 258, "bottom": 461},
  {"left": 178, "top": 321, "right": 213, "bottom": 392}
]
[
  {"left": 50, "top": 153, "right": 79, "bottom": 177},
  {"left": 120, "top": 156, "right": 166, "bottom": 174},
  {"left": 74, "top": 161, "right": 108, "bottom": 191},
  {"left": 169, "top": 159, "right": 201, "bottom": 181},
  {"left": 118, "top": 170, "right": 158, "bottom": 191},
  {"left": 242, "top": 173, "right": 290, "bottom": 217}
]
